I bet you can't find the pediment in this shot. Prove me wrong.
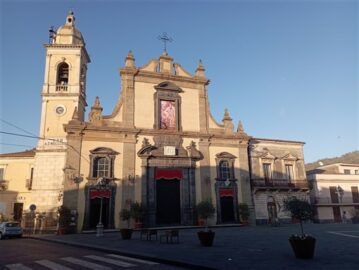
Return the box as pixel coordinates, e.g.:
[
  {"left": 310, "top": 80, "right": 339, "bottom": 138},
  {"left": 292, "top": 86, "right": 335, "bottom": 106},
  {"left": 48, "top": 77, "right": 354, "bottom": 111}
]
[
  {"left": 90, "top": 147, "right": 119, "bottom": 155},
  {"left": 259, "top": 151, "right": 276, "bottom": 160},
  {"left": 281, "top": 153, "right": 299, "bottom": 161},
  {"left": 154, "top": 81, "right": 183, "bottom": 92},
  {"left": 216, "top": 152, "right": 237, "bottom": 159}
]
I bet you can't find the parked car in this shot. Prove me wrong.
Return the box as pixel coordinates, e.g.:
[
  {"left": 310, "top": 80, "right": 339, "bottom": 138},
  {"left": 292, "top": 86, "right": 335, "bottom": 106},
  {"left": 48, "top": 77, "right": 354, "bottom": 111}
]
[{"left": 0, "top": 221, "right": 23, "bottom": 239}]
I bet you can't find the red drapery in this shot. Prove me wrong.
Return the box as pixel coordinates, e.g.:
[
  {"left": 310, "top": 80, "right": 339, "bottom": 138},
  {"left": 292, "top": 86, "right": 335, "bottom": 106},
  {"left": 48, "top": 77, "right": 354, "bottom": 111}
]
[
  {"left": 155, "top": 169, "right": 183, "bottom": 180},
  {"left": 90, "top": 189, "right": 112, "bottom": 199},
  {"left": 219, "top": 188, "right": 234, "bottom": 197}
]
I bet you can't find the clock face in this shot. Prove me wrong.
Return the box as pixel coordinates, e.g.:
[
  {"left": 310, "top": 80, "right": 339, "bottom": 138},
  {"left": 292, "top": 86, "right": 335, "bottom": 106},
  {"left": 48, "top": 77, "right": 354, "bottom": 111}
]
[{"left": 55, "top": 105, "right": 66, "bottom": 115}]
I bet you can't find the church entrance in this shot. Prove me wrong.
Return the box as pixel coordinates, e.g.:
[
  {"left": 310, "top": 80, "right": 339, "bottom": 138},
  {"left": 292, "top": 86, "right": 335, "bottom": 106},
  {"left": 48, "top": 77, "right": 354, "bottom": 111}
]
[
  {"left": 220, "top": 196, "right": 235, "bottom": 223},
  {"left": 89, "top": 197, "right": 110, "bottom": 228},
  {"left": 156, "top": 179, "right": 181, "bottom": 225},
  {"left": 87, "top": 188, "right": 113, "bottom": 229}
]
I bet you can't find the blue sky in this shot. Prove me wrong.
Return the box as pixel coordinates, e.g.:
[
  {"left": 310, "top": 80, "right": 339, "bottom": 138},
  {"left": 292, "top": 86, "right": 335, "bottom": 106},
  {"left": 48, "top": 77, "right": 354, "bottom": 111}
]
[{"left": 0, "top": 0, "right": 358, "bottom": 162}]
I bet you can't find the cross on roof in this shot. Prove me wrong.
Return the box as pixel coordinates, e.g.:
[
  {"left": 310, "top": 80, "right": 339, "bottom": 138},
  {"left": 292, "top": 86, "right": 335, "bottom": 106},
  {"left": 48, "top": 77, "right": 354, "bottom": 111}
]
[{"left": 157, "top": 32, "right": 173, "bottom": 53}]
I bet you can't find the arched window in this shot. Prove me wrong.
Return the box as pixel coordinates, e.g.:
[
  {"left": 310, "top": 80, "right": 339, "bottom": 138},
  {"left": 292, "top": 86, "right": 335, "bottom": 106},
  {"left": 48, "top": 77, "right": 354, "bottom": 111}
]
[
  {"left": 57, "top": 63, "right": 69, "bottom": 86},
  {"left": 219, "top": 160, "right": 230, "bottom": 180}
]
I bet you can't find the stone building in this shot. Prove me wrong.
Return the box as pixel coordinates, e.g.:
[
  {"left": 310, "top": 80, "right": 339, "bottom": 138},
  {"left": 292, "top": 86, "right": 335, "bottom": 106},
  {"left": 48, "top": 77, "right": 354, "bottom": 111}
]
[{"left": 0, "top": 11, "right": 309, "bottom": 230}]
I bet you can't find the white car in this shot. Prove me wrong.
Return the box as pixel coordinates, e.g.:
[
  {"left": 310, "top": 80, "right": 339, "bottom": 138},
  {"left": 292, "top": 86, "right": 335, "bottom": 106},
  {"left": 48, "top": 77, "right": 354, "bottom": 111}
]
[{"left": 0, "top": 222, "right": 23, "bottom": 239}]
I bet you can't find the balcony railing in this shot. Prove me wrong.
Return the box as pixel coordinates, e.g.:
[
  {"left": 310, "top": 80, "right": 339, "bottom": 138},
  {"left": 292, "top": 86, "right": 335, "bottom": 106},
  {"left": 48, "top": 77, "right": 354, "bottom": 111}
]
[
  {"left": 251, "top": 178, "right": 308, "bottom": 189},
  {"left": 56, "top": 84, "right": 68, "bottom": 92},
  {"left": 312, "top": 197, "right": 359, "bottom": 205},
  {"left": 0, "top": 180, "right": 9, "bottom": 191}
]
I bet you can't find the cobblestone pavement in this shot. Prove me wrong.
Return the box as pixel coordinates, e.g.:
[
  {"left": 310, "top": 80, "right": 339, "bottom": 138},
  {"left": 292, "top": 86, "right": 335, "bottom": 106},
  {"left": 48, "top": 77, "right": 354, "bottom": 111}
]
[{"left": 29, "top": 223, "right": 359, "bottom": 270}]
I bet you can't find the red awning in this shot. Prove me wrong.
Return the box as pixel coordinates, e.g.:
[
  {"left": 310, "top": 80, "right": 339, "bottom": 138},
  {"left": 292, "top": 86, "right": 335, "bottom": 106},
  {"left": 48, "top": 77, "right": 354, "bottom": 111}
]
[
  {"left": 90, "top": 189, "right": 112, "bottom": 199},
  {"left": 155, "top": 169, "right": 183, "bottom": 180},
  {"left": 219, "top": 188, "right": 234, "bottom": 197}
]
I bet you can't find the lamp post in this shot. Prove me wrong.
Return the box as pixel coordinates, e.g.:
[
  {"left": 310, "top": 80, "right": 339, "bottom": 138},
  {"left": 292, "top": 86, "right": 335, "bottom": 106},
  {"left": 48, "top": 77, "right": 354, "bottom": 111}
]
[{"left": 96, "top": 177, "right": 108, "bottom": 237}]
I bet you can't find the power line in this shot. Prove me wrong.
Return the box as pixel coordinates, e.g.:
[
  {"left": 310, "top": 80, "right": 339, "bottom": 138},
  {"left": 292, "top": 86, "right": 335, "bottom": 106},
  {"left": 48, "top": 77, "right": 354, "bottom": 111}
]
[
  {"left": 0, "top": 118, "right": 37, "bottom": 137},
  {"left": 0, "top": 131, "right": 38, "bottom": 139},
  {"left": 0, "top": 143, "right": 34, "bottom": 148},
  {"left": 0, "top": 130, "right": 90, "bottom": 164}
]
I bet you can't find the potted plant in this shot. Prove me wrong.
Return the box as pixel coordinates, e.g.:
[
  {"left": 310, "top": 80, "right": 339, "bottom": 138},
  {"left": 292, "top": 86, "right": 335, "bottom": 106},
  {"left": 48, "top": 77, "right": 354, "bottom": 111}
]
[
  {"left": 195, "top": 201, "right": 216, "bottom": 247},
  {"left": 119, "top": 208, "right": 133, "bottom": 240},
  {"left": 130, "top": 202, "right": 146, "bottom": 229},
  {"left": 284, "top": 197, "right": 315, "bottom": 259},
  {"left": 57, "top": 206, "right": 71, "bottom": 235},
  {"left": 238, "top": 203, "right": 250, "bottom": 225}
]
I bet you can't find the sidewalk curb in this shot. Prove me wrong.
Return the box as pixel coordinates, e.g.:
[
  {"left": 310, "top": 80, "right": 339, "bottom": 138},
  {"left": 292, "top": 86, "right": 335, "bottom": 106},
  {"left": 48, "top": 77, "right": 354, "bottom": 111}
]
[{"left": 27, "top": 236, "right": 217, "bottom": 270}]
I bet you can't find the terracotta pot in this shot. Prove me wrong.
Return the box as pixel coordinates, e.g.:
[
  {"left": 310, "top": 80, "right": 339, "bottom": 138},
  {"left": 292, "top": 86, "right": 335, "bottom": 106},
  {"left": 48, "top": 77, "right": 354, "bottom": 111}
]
[
  {"left": 289, "top": 236, "right": 316, "bottom": 259},
  {"left": 120, "top": 228, "right": 133, "bottom": 240},
  {"left": 57, "top": 227, "right": 67, "bottom": 235},
  {"left": 134, "top": 222, "right": 143, "bottom": 229},
  {"left": 197, "top": 231, "right": 215, "bottom": 247}
]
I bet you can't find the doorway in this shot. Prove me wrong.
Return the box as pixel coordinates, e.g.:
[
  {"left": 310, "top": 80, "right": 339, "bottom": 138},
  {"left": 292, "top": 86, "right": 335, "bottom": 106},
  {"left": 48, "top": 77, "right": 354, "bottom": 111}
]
[
  {"left": 333, "top": 206, "right": 342, "bottom": 223},
  {"left": 89, "top": 198, "right": 110, "bottom": 228},
  {"left": 156, "top": 179, "right": 181, "bottom": 225},
  {"left": 13, "top": 203, "right": 23, "bottom": 221},
  {"left": 220, "top": 196, "right": 235, "bottom": 223}
]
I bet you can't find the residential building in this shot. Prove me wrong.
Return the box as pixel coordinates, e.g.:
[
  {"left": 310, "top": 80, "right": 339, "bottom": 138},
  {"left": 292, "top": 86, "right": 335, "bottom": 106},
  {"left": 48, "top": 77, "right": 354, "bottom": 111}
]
[{"left": 307, "top": 163, "right": 359, "bottom": 223}]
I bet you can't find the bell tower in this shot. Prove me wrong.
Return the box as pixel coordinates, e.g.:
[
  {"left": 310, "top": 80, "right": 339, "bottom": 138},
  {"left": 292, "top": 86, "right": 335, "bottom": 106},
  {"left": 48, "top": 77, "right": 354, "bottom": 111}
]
[
  {"left": 38, "top": 10, "right": 90, "bottom": 147},
  {"left": 31, "top": 11, "right": 90, "bottom": 215}
]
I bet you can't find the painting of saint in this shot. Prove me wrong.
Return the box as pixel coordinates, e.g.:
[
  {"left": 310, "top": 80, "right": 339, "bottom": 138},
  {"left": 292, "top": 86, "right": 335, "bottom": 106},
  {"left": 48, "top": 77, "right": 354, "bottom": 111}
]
[{"left": 160, "top": 100, "right": 176, "bottom": 129}]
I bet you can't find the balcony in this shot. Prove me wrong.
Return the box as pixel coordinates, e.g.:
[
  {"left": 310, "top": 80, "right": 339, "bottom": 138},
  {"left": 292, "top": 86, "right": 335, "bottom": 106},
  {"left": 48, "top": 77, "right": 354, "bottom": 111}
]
[
  {"left": 251, "top": 178, "right": 309, "bottom": 192},
  {"left": 56, "top": 84, "right": 68, "bottom": 92},
  {"left": 0, "top": 180, "right": 9, "bottom": 191},
  {"left": 312, "top": 197, "right": 359, "bottom": 206}
]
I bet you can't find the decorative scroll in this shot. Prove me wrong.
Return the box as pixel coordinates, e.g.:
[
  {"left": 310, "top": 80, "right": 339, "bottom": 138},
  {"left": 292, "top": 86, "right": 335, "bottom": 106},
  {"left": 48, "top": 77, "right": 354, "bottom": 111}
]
[
  {"left": 219, "top": 188, "right": 234, "bottom": 197},
  {"left": 155, "top": 169, "right": 183, "bottom": 180},
  {"left": 90, "top": 189, "right": 111, "bottom": 199},
  {"left": 160, "top": 100, "right": 176, "bottom": 129}
]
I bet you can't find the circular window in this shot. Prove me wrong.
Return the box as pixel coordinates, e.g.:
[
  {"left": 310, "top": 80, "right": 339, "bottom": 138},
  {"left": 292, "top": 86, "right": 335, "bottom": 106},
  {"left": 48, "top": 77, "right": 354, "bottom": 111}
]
[{"left": 55, "top": 105, "right": 66, "bottom": 116}]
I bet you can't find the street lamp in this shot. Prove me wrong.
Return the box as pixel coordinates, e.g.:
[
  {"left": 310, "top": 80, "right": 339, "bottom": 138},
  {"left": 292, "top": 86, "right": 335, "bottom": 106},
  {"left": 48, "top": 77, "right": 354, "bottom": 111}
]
[{"left": 95, "top": 177, "right": 108, "bottom": 237}]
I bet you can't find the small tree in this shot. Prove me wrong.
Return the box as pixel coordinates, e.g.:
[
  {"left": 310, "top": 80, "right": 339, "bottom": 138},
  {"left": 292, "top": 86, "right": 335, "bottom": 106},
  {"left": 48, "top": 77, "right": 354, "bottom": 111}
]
[
  {"left": 196, "top": 201, "right": 215, "bottom": 231},
  {"left": 284, "top": 198, "right": 313, "bottom": 237},
  {"left": 130, "top": 202, "right": 146, "bottom": 223},
  {"left": 120, "top": 208, "right": 131, "bottom": 228},
  {"left": 238, "top": 203, "right": 250, "bottom": 223}
]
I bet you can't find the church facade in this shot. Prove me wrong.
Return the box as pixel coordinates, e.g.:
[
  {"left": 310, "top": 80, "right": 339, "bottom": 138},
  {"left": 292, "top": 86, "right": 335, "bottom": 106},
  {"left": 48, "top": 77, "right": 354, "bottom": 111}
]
[{"left": 0, "top": 12, "right": 309, "bottom": 231}]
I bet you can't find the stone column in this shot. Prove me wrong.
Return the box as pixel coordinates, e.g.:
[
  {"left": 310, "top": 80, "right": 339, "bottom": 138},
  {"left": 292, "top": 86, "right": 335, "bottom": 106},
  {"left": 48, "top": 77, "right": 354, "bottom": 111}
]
[{"left": 199, "top": 139, "right": 212, "bottom": 201}]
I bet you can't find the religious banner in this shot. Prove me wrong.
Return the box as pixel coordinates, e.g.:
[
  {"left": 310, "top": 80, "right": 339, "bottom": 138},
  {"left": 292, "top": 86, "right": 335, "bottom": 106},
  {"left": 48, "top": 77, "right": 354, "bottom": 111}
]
[
  {"left": 219, "top": 188, "right": 234, "bottom": 197},
  {"left": 155, "top": 168, "right": 183, "bottom": 180},
  {"left": 160, "top": 100, "right": 176, "bottom": 129},
  {"left": 90, "top": 189, "right": 111, "bottom": 199}
]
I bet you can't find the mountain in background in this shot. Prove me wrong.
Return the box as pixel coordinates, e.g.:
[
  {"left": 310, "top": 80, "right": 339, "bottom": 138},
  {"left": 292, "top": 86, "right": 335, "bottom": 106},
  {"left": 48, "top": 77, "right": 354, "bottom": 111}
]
[{"left": 305, "top": 150, "right": 359, "bottom": 171}]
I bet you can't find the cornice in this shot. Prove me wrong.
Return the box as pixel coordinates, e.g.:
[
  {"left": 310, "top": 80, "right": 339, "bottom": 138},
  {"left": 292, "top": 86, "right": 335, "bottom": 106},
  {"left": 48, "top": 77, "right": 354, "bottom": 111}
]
[
  {"left": 120, "top": 68, "right": 209, "bottom": 87},
  {"left": 66, "top": 123, "right": 251, "bottom": 144}
]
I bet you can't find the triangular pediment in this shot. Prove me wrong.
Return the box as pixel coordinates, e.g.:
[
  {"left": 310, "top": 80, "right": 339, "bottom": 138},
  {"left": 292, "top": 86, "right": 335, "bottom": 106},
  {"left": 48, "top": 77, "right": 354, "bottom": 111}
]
[
  {"left": 260, "top": 151, "right": 276, "bottom": 160},
  {"left": 281, "top": 153, "right": 298, "bottom": 161}
]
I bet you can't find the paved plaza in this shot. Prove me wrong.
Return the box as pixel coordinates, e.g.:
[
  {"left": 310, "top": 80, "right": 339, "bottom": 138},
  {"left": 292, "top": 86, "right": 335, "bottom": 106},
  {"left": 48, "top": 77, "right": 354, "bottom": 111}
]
[{"left": 29, "top": 223, "right": 359, "bottom": 270}]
